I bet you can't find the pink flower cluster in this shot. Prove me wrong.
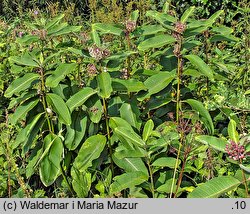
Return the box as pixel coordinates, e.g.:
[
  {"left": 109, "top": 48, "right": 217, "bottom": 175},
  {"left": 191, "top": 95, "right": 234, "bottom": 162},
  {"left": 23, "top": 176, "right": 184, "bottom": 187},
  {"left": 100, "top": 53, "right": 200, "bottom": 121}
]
[
  {"left": 88, "top": 44, "right": 110, "bottom": 61},
  {"left": 225, "top": 140, "right": 245, "bottom": 161}
]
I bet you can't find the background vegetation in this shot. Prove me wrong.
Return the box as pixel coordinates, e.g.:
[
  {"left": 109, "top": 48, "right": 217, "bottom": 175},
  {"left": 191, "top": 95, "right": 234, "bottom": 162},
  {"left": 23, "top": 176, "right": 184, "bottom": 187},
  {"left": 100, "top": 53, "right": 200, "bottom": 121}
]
[{"left": 0, "top": 0, "right": 249, "bottom": 198}]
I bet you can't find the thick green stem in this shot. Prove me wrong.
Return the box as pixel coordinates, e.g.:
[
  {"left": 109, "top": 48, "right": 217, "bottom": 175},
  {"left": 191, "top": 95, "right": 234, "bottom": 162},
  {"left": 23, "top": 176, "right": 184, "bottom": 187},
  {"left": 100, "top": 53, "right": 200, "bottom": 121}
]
[
  {"left": 147, "top": 159, "right": 155, "bottom": 198},
  {"left": 174, "top": 153, "right": 187, "bottom": 197},
  {"left": 60, "top": 163, "right": 75, "bottom": 196},
  {"left": 240, "top": 159, "right": 249, "bottom": 198},
  {"left": 170, "top": 133, "right": 183, "bottom": 198},
  {"left": 102, "top": 98, "right": 114, "bottom": 175},
  {"left": 39, "top": 68, "right": 54, "bottom": 133},
  {"left": 176, "top": 56, "right": 182, "bottom": 125}
]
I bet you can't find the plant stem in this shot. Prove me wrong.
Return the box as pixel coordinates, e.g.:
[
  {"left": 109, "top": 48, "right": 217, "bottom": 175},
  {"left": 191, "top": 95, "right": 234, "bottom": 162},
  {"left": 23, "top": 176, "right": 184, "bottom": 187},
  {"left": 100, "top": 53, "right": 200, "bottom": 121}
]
[
  {"left": 60, "top": 163, "right": 75, "bottom": 196},
  {"left": 39, "top": 67, "right": 53, "bottom": 133},
  {"left": 176, "top": 56, "right": 182, "bottom": 124},
  {"left": 147, "top": 159, "right": 155, "bottom": 198},
  {"left": 102, "top": 98, "right": 114, "bottom": 175},
  {"left": 170, "top": 134, "right": 183, "bottom": 198},
  {"left": 174, "top": 155, "right": 187, "bottom": 197},
  {"left": 240, "top": 159, "right": 249, "bottom": 198}
]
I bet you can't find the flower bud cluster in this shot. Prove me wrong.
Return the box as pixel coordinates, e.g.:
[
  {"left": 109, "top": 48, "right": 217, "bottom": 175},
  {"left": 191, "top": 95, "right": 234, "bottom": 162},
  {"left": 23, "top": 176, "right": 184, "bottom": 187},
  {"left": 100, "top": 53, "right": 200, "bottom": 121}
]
[
  {"left": 174, "top": 21, "right": 186, "bottom": 34},
  {"left": 125, "top": 20, "right": 136, "bottom": 33},
  {"left": 225, "top": 140, "right": 245, "bottom": 161},
  {"left": 88, "top": 44, "right": 110, "bottom": 61},
  {"left": 87, "top": 63, "right": 98, "bottom": 77}
]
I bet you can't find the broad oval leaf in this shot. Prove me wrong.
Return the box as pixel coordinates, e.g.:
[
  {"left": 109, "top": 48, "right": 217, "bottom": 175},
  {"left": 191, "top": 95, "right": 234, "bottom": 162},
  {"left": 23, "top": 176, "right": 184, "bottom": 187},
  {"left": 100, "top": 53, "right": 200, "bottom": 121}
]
[
  {"left": 133, "top": 24, "right": 166, "bottom": 36},
  {"left": 228, "top": 119, "right": 239, "bottom": 143},
  {"left": 185, "top": 55, "right": 214, "bottom": 80},
  {"left": 195, "top": 135, "right": 227, "bottom": 152},
  {"left": 113, "top": 154, "right": 148, "bottom": 176},
  {"left": 46, "top": 63, "right": 77, "bottom": 88},
  {"left": 239, "top": 164, "right": 250, "bottom": 174},
  {"left": 188, "top": 176, "right": 241, "bottom": 198},
  {"left": 114, "top": 127, "right": 146, "bottom": 148},
  {"left": 181, "top": 6, "right": 195, "bottom": 23},
  {"left": 73, "top": 135, "right": 106, "bottom": 171},
  {"left": 120, "top": 103, "right": 141, "bottom": 131},
  {"left": 92, "top": 23, "right": 124, "bottom": 36},
  {"left": 85, "top": 95, "right": 103, "bottom": 123},
  {"left": 66, "top": 87, "right": 97, "bottom": 112},
  {"left": 112, "top": 79, "right": 146, "bottom": 93},
  {"left": 138, "top": 71, "right": 175, "bottom": 101},
  {"left": 97, "top": 72, "right": 113, "bottom": 99},
  {"left": 4, "top": 73, "right": 40, "bottom": 98},
  {"left": 186, "top": 99, "right": 214, "bottom": 135},
  {"left": 13, "top": 112, "right": 44, "bottom": 150},
  {"left": 46, "top": 93, "right": 71, "bottom": 125},
  {"left": 143, "top": 119, "right": 154, "bottom": 141},
  {"left": 71, "top": 167, "right": 91, "bottom": 197},
  {"left": 152, "top": 157, "right": 181, "bottom": 168},
  {"left": 9, "top": 54, "right": 39, "bottom": 67},
  {"left": 8, "top": 90, "right": 37, "bottom": 109},
  {"left": 10, "top": 98, "right": 39, "bottom": 125},
  {"left": 39, "top": 133, "right": 63, "bottom": 187},
  {"left": 109, "top": 117, "right": 134, "bottom": 132},
  {"left": 138, "top": 34, "right": 175, "bottom": 51},
  {"left": 65, "top": 111, "right": 87, "bottom": 150},
  {"left": 110, "top": 172, "right": 148, "bottom": 194}
]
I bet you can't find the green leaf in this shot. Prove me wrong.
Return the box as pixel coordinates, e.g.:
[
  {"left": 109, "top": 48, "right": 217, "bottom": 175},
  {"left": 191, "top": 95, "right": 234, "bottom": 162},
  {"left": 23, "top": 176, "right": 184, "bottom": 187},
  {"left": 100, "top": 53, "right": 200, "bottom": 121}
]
[
  {"left": 13, "top": 112, "right": 44, "bottom": 150},
  {"left": 228, "top": 119, "right": 239, "bottom": 142},
  {"left": 188, "top": 176, "right": 241, "bottom": 198},
  {"left": 112, "top": 79, "right": 146, "bottom": 93},
  {"left": 73, "top": 135, "right": 106, "bottom": 171},
  {"left": 185, "top": 55, "right": 214, "bottom": 80},
  {"left": 120, "top": 103, "right": 141, "bottom": 130},
  {"left": 4, "top": 73, "right": 40, "bottom": 98},
  {"left": 16, "top": 35, "right": 39, "bottom": 45},
  {"left": 152, "top": 157, "right": 181, "bottom": 168},
  {"left": 109, "top": 117, "right": 134, "bottom": 131},
  {"left": 113, "top": 154, "right": 148, "bottom": 176},
  {"left": 195, "top": 135, "right": 228, "bottom": 152},
  {"left": 45, "top": 14, "right": 65, "bottom": 30},
  {"left": 49, "top": 25, "right": 82, "bottom": 37},
  {"left": 207, "top": 10, "right": 224, "bottom": 25},
  {"left": 9, "top": 54, "right": 39, "bottom": 67},
  {"left": 134, "top": 25, "right": 166, "bottom": 36},
  {"left": 138, "top": 71, "right": 175, "bottom": 101},
  {"left": 46, "top": 93, "right": 71, "bottom": 125},
  {"left": 8, "top": 90, "right": 38, "bottom": 109},
  {"left": 239, "top": 164, "right": 250, "bottom": 174},
  {"left": 92, "top": 23, "right": 124, "bottom": 36},
  {"left": 209, "top": 34, "right": 239, "bottom": 42},
  {"left": 39, "top": 134, "right": 63, "bottom": 186},
  {"left": 46, "top": 63, "right": 77, "bottom": 88},
  {"left": 186, "top": 99, "right": 214, "bottom": 135},
  {"left": 10, "top": 98, "right": 39, "bottom": 125},
  {"left": 66, "top": 87, "right": 97, "bottom": 112},
  {"left": 114, "top": 127, "right": 146, "bottom": 148},
  {"left": 91, "top": 29, "right": 101, "bottom": 46},
  {"left": 146, "top": 10, "right": 177, "bottom": 28},
  {"left": 142, "top": 119, "right": 154, "bottom": 141},
  {"left": 71, "top": 167, "right": 91, "bottom": 197},
  {"left": 211, "top": 26, "right": 233, "bottom": 35},
  {"left": 130, "top": 10, "right": 139, "bottom": 22},
  {"left": 85, "top": 95, "right": 103, "bottom": 123},
  {"left": 181, "top": 6, "right": 195, "bottom": 23},
  {"left": 157, "top": 179, "right": 178, "bottom": 193},
  {"left": 97, "top": 72, "right": 113, "bottom": 99},
  {"left": 110, "top": 172, "right": 148, "bottom": 194},
  {"left": 138, "top": 34, "right": 175, "bottom": 51},
  {"left": 65, "top": 111, "right": 87, "bottom": 150}
]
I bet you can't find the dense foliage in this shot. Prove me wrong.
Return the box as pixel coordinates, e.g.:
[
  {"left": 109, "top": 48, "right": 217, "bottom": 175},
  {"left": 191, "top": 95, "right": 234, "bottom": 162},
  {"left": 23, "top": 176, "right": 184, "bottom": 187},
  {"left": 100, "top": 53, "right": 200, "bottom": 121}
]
[{"left": 0, "top": 0, "right": 249, "bottom": 198}]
